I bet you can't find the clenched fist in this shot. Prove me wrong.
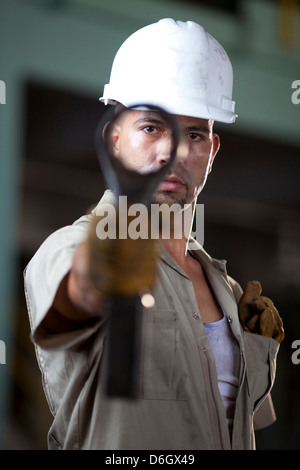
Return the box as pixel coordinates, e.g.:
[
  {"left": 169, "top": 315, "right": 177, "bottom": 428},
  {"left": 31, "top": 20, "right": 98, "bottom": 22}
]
[{"left": 238, "top": 281, "right": 284, "bottom": 343}]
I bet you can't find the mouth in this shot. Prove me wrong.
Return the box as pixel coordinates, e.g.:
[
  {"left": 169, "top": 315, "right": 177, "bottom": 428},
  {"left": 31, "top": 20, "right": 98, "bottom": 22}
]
[{"left": 158, "top": 175, "right": 186, "bottom": 191}]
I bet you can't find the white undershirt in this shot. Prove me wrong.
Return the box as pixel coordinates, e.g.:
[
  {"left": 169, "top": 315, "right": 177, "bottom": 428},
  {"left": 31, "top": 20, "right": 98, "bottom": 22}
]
[{"left": 204, "top": 310, "right": 240, "bottom": 429}]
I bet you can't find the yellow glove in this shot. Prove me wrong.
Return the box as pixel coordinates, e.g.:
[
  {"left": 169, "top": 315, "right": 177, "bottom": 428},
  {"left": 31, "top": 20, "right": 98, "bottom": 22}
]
[{"left": 238, "top": 280, "right": 284, "bottom": 343}]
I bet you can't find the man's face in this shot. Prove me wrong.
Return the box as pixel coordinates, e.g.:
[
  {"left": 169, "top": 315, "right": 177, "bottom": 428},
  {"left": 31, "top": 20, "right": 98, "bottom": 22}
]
[{"left": 109, "top": 109, "right": 220, "bottom": 207}]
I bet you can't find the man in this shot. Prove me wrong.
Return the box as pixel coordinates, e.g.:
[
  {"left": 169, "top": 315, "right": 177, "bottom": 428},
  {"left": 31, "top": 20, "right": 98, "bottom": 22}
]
[{"left": 24, "top": 18, "right": 284, "bottom": 450}]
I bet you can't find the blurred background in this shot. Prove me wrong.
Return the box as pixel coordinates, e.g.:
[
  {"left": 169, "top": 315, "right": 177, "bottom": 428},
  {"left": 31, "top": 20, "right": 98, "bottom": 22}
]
[{"left": 0, "top": 0, "right": 299, "bottom": 450}]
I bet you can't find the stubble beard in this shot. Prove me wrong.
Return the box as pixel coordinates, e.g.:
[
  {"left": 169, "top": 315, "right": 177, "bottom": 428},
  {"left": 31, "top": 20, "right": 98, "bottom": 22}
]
[
  {"left": 151, "top": 190, "right": 188, "bottom": 209},
  {"left": 149, "top": 189, "right": 191, "bottom": 239}
]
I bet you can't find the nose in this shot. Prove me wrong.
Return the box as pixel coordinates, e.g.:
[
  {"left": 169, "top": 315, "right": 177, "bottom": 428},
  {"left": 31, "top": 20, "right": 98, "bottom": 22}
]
[{"left": 156, "top": 135, "right": 173, "bottom": 167}]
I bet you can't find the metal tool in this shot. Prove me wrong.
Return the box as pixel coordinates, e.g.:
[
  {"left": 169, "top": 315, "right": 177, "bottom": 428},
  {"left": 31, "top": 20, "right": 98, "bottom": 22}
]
[{"left": 94, "top": 104, "right": 179, "bottom": 398}]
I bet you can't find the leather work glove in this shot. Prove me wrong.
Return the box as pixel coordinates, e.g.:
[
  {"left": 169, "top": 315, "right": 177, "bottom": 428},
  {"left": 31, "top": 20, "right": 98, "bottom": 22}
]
[
  {"left": 87, "top": 209, "right": 158, "bottom": 298},
  {"left": 238, "top": 280, "right": 284, "bottom": 343}
]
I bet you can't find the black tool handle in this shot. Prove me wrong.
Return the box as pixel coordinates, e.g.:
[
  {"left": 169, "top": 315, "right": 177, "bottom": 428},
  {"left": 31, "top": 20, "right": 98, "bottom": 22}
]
[{"left": 105, "top": 294, "right": 143, "bottom": 398}]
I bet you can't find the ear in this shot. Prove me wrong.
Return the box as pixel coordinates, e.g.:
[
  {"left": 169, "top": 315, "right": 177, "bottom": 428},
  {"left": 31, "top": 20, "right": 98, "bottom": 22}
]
[
  {"left": 102, "top": 121, "right": 121, "bottom": 157},
  {"left": 208, "top": 133, "right": 220, "bottom": 173}
]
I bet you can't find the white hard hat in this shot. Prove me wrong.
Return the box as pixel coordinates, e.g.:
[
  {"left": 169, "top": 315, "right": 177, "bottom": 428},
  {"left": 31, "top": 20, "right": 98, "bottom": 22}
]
[{"left": 100, "top": 18, "right": 237, "bottom": 124}]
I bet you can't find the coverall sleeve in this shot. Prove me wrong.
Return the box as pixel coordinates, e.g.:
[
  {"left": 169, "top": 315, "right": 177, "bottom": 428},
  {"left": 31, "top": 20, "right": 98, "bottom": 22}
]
[{"left": 24, "top": 210, "right": 100, "bottom": 351}]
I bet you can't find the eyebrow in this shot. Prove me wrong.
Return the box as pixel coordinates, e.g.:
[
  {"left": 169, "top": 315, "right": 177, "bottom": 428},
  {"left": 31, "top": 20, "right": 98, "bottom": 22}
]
[
  {"left": 134, "top": 116, "right": 168, "bottom": 127},
  {"left": 185, "top": 125, "right": 210, "bottom": 135},
  {"left": 133, "top": 114, "right": 211, "bottom": 134}
]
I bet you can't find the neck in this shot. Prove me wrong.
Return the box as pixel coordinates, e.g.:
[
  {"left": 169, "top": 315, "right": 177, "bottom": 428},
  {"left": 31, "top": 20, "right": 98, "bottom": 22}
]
[
  {"left": 159, "top": 237, "right": 189, "bottom": 265},
  {"left": 159, "top": 201, "right": 196, "bottom": 264}
]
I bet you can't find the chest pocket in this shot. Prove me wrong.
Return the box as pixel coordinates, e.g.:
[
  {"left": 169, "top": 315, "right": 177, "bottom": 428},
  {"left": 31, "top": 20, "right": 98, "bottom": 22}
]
[
  {"left": 140, "top": 309, "right": 189, "bottom": 400},
  {"left": 243, "top": 332, "right": 279, "bottom": 413}
]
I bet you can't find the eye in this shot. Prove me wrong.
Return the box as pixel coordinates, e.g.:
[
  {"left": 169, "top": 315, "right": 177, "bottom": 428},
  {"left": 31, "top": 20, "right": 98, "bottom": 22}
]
[
  {"left": 188, "top": 132, "right": 203, "bottom": 141},
  {"left": 142, "top": 126, "right": 162, "bottom": 136},
  {"left": 143, "top": 126, "right": 159, "bottom": 135}
]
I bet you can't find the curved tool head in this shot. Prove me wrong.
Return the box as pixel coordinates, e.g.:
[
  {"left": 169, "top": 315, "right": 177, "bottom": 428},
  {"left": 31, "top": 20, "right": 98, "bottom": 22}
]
[{"left": 95, "top": 104, "right": 180, "bottom": 206}]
